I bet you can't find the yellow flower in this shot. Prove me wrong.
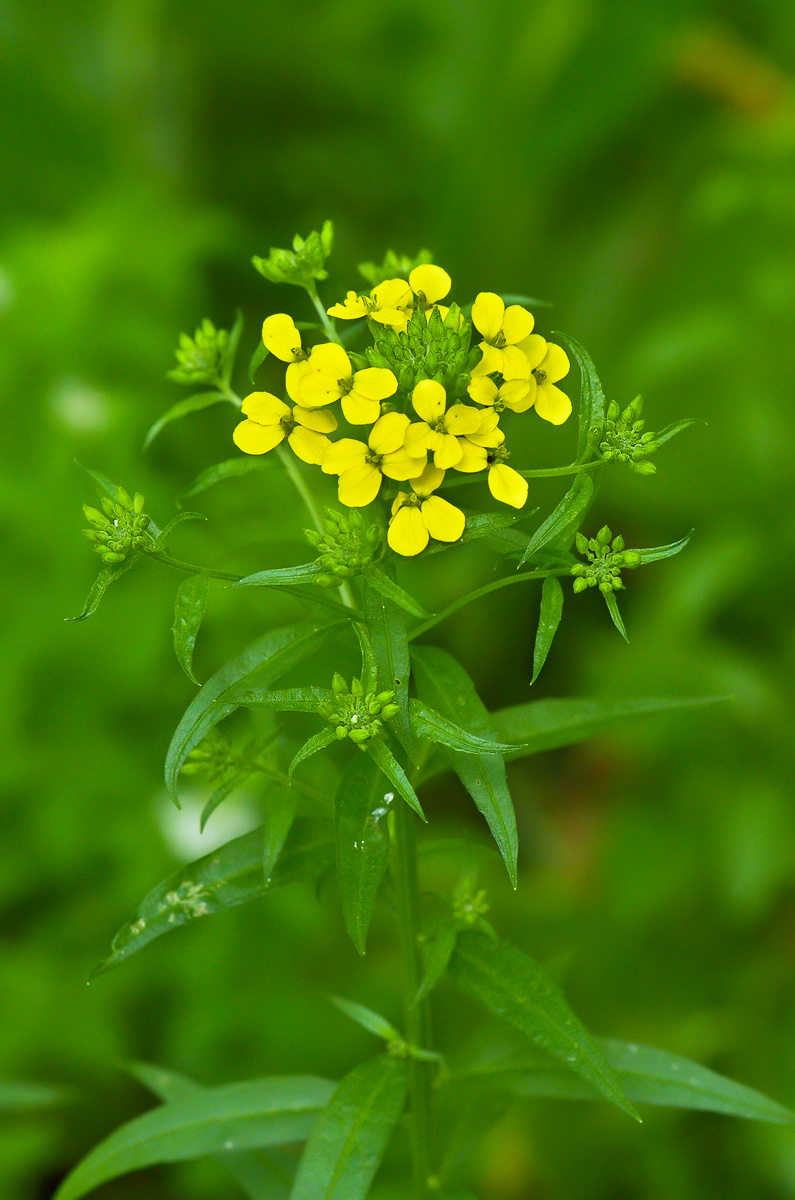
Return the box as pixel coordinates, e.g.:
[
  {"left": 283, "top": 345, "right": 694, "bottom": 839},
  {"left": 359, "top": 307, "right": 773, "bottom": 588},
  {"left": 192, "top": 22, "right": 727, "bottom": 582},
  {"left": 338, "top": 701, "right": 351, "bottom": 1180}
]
[
  {"left": 404, "top": 379, "right": 483, "bottom": 470},
  {"left": 451, "top": 438, "right": 528, "bottom": 509},
  {"left": 232, "top": 392, "right": 336, "bottom": 464},
  {"left": 388, "top": 465, "right": 465, "bottom": 556},
  {"left": 262, "top": 314, "right": 306, "bottom": 363},
  {"left": 408, "top": 264, "right": 452, "bottom": 310},
  {"left": 466, "top": 373, "right": 534, "bottom": 413},
  {"left": 321, "top": 412, "right": 426, "bottom": 507},
  {"left": 471, "top": 292, "right": 534, "bottom": 376},
  {"left": 514, "top": 335, "right": 572, "bottom": 425},
  {"left": 296, "top": 342, "right": 397, "bottom": 425},
  {"left": 327, "top": 279, "right": 412, "bottom": 332}
]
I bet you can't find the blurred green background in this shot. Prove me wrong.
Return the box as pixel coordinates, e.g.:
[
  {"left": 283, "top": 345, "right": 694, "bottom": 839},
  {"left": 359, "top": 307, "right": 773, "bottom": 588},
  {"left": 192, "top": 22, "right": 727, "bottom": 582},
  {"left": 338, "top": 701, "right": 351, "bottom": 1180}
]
[{"left": 2, "top": 0, "right": 795, "bottom": 1196}]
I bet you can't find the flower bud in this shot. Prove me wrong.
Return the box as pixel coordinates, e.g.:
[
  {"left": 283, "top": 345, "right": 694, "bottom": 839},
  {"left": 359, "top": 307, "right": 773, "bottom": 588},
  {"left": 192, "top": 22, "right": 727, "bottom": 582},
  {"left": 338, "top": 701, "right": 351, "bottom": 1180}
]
[{"left": 332, "top": 672, "right": 348, "bottom": 696}]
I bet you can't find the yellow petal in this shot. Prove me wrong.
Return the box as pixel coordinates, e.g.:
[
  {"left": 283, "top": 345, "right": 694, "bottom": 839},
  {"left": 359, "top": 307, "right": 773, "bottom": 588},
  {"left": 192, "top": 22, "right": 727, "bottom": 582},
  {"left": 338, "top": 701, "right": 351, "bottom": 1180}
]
[
  {"left": 262, "top": 314, "right": 302, "bottom": 363},
  {"left": 472, "top": 344, "right": 504, "bottom": 376},
  {"left": 338, "top": 462, "right": 382, "bottom": 507},
  {"left": 381, "top": 448, "right": 428, "bottom": 481},
  {"left": 515, "top": 333, "right": 547, "bottom": 370},
  {"left": 404, "top": 421, "right": 435, "bottom": 457},
  {"left": 288, "top": 427, "right": 330, "bottom": 465},
  {"left": 293, "top": 405, "right": 337, "bottom": 433},
  {"left": 454, "top": 443, "right": 488, "bottom": 473},
  {"left": 369, "top": 411, "right": 410, "bottom": 455},
  {"left": 412, "top": 379, "right": 446, "bottom": 424},
  {"left": 431, "top": 433, "right": 463, "bottom": 470},
  {"left": 341, "top": 393, "right": 382, "bottom": 425},
  {"left": 233, "top": 419, "right": 285, "bottom": 455},
  {"left": 411, "top": 464, "right": 445, "bottom": 496},
  {"left": 421, "top": 495, "right": 465, "bottom": 542},
  {"left": 321, "top": 437, "right": 368, "bottom": 475},
  {"left": 298, "top": 371, "right": 343, "bottom": 407},
  {"left": 472, "top": 292, "right": 505, "bottom": 342},
  {"left": 388, "top": 505, "right": 429, "bottom": 556},
  {"left": 372, "top": 278, "right": 412, "bottom": 310},
  {"left": 500, "top": 346, "right": 532, "bottom": 379},
  {"left": 540, "top": 342, "right": 570, "bottom": 383},
  {"left": 351, "top": 367, "right": 398, "bottom": 402},
  {"left": 488, "top": 464, "right": 528, "bottom": 509},
  {"left": 327, "top": 291, "right": 367, "bottom": 319},
  {"left": 409, "top": 264, "right": 451, "bottom": 305},
  {"left": 370, "top": 308, "right": 409, "bottom": 333},
  {"left": 501, "top": 305, "right": 534, "bottom": 344},
  {"left": 241, "top": 391, "right": 290, "bottom": 423},
  {"left": 308, "top": 342, "right": 351, "bottom": 375},
  {"left": 467, "top": 375, "right": 498, "bottom": 406},
  {"left": 391, "top": 491, "right": 409, "bottom": 518},
  {"left": 501, "top": 378, "right": 534, "bottom": 412},
  {"left": 443, "top": 404, "right": 482, "bottom": 436},
  {"left": 285, "top": 360, "right": 314, "bottom": 404},
  {"left": 534, "top": 383, "right": 572, "bottom": 426}
]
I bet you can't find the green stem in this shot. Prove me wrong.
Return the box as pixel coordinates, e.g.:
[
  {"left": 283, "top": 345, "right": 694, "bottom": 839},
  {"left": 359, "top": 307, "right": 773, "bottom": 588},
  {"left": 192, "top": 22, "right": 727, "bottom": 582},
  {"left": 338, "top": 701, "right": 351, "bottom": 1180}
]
[
  {"left": 408, "top": 567, "right": 569, "bottom": 641},
  {"left": 305, "top": 282, "right": 343, "bottom": 344},
  {"left": 438, "top": 458, "right": 604, "bottom": 491},
  {"left": 392, "top": 799, "right": 434, "bottom": 1198},
  {"left": 146, "top": 551, "right": 239, "bottom": 582}
]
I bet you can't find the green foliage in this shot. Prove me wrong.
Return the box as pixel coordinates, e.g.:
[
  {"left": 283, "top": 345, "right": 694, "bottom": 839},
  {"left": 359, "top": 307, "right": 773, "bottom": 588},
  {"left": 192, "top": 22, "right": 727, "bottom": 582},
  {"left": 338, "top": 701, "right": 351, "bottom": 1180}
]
[
  {"left": 253, "top": 221, "right": 335, "bottom": 287},
  {"left": 531, "top": 576, "right": 564, "bottom": 685},
  {"left": 172, "top": 571, "right": 209, "bottom": 684},
  {"left": 334, "top": 754, "right": 392, "bottom": 955}
]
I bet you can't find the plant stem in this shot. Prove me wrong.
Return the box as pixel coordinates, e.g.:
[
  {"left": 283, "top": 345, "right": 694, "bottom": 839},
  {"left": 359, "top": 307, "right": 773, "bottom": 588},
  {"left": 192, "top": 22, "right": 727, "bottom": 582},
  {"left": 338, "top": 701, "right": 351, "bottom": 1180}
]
[
  {"left": 438, "top": 458, "right": 604, "bottom": 490},
  {"left": 392, "top": 799, "right": 434, "bottom": 1198},
  {"left": 408, "top": 567, "right": 569, "bottom": 641},
  {"left": 146, "top": 550, "right": 239, "bottom": 581},
  {"left": 305, "top": 282, "right": 343, "bottom": 344}
]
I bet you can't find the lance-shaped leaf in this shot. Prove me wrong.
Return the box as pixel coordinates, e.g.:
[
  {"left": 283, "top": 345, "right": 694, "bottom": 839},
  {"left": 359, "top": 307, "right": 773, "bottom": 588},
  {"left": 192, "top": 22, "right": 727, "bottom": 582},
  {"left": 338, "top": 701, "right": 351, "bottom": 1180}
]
[
  {"left": 263, "top": 786, "right": 298, "bottom": 881},
  {"left": 603, "top": 590, "right": 629, "bottom": 642},
  {"left": 290, "top": 1055, "right": 409, "bottom": 1200},
  {"left": 290, "top": 729, "right": 337, "bottom": 777},
  {"left": 180, "top": 456, "right": 273, "bottom": 503},
  {"left": 231, "top": 686, "right": 335, "bottom": 714},
  {"left": 222, "top": 308, "right": 244, "bottom": 385},
  {"left": 351, "top": 619, "right": 379, "bottom": 694},
  {"left": 531, "top": 576, "right": 564, "bottom": 685},
  {"left": 236, "top": 563, "right": 325, "bottom": 589},
  {"left": 330, "top": 997, "right": 401, "bottom": 1044},
  {"left": 53, "top": 1075, "right": 335, "bottom": 1200},
  {"left": 334, "top": 754, "right": 393, "bottom": 955},
  {"left": 92, "top": 820, "right": 333, "bottom": 976},
  {"left": 66, "top": 555, "right": 142, "bottom": 622},
  {"left": 165, "top": 618, "right": 341, "bottom": 804},
  {"left": 172, "top": 571, "right": 209, "bottom": 684},
  {"left": 155, "top": 510, "right": 206, "bottom": 551},
  {"left": 0, "top": 1082, "right": 77, "bottom": 1113},
  {"left": 652, "top": 418, "right": 703, "bottom": 449},
  {"left": 143, "top": 391, "right": 225, "bottom": 452},
  {"left": 249, "top": 338, "right": 269, "bottom": 383},
  {"left": 452, "top": 1037, "right": 795, "bottom": 1123},
  {"left": 409, "top": 700, "right": 516, "bottom": 756},
  {"left": 553, "top": 332, "right": 606, "bottom": 464},
  {"left": 362, "top": 574, "right": 413, "bottom": 758},
  {"left": 200, "top": 731, "right": 278, "bottom": 832},
  {"left": 131, "top": 1062, "right": 294, "bottom": 1200},
  {"left": 411, "top": 648, "right": 517, "bottom": 887},
  {"left": 635, "top": 531, "right": 692, "bottom": 565},
  {"left": 364, "top": 565, "right": 431, "bottom": 619},
  {"left": 518, "top": 473, "right": 594, "bottom": 568},
  {"left": 425, "top": 509, "right": 533, "bottom": 554},
  {"left": 448, "top": 932, "right": 640, "bottom": 1121},
  {"left": 365, "top": 738, "right": 425, "bottom": 821}
]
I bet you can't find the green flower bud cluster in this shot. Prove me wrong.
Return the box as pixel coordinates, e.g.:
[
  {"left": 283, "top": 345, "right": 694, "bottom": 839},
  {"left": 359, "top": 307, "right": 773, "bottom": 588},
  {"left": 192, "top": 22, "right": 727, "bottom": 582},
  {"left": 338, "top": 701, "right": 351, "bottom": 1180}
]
[
  {"left": 252, "top": 221, "right": 334, "bottom": 287},
  {"left": 452, "top": 880, "right": 490, "bottom": 927},
  {"left": 168, "top": 319, "right": 229, "bottom": 385},
  {"left": 180, "top": 730, "right": 235, "bottom": 781},
  {"left": 598, "top": 396, "right": 660, "bottom": 475},
  {"left": 358, "top": 247, "right": 433, "bottom": 288},
  {"left": 304, "top": 509, "right": 381, "bottom": 588},
  {"left": 82, "top": 488, "right": 155, "bottom": 564},
  {"left": 367, "top": 303, "right": 478, "bottom": 398},
  {"left": 318, "top": 673, "right": 400, "bottom": 745},
  {"left": 571, "top": 526, "right": 642, "bottom": 594}
]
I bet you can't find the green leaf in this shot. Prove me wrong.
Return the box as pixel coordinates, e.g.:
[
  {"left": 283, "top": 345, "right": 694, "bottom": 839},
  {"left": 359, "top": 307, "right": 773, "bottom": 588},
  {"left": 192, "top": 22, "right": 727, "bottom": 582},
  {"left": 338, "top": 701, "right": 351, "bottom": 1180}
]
[
  {"left": 416, "top": 922, "right": 459, "bottom": 1007},
  {"left": 236, "top": 563, "right": 324, "bottom": 588},
  {"left": 635, "top": 530, "right": 692, "bottom": 565},
  {"left": 518, "top": 473, "right": 594, "bottom": 568},
  {"left": 92, "top": 820, "right": 333, "bottom": 976},
  {"left": 334, "top": 754, "right": 393, "bottom": 955},
  {"left": 130, "top": 1062, "right": 294, "bottom": 1200},
  {"left": 155, "top": 510, "right": 206, "bottom": 551},
  {"left": 290, "top": 1055, "right": 409, "bottom": 1200},
  {"left": 165, "top": 618, "right": 341, "bottom": 804},
  {"left": 230, "top": 686, "right": 335, "bottom": 714},
  {"left": 172, "top": 572, "right": 209, "bottom": 684},
  {"left": 448, "top": 932, "right": 640, "bottom": 1121},
  {"left": 75, "top": 461, "right": 121, "bottom": 503},
  {"left": 553, "top": 332, "right": 606, "bottom": 464},
  {"left": 65, "top": 555, "right": 142, "bottom": 622},
  {"left": 249, "top": 338, "right": 270, "bottom": 383},
  {"left": 329, "top": 997, "right": 400, "bottom": 1044},
  {"left": 143, "top": 391, "right": 225, "bottom": 452},
  {"left": 652, "top": 418, "right": 704, "bottom": 448},
  {"left": 454, "top": 1037, "right": 795, "bottom": 1123},
  {"left": 351, "top": 619, "right": 379, "bottom": 695},
  {"left": 488, "top": 695, "right": 727, "bottom": 764},
  {"left": 0, "top": 1081, "right": 76, "bottom": 1113},
  {"left": 53, "top": 1076, "right": 335, "bottom": 1200},
  {"left": 365, "top": 739, "right": 425, "bottom": 821},
  {"left": 289, "top": 729, "right": 337, "bottom": 778},
  {"left": 531, "top": 577, "right": 564, "bottom": 685},
  {"left": 223, "top": 309, "right": 244, "bottom": 385},
  {"left": 180, "top": 456, "right": 273, "bottom": 503},
  {"left": 200, "top": 732, "right": 277, "bottom": 832},
  {"left": 411, "top": 648, "right": 517, "bottom": 887},
  {"left": 409, "top": 700, "right": 516, "bottom": 756},
  {"left": 263, "top": 786, "right": 298, "bottom": 881},
  {"left": 365, "top": 565, "right": 431, "bottom": 619},
  {"left": 603, "top": 590, "right": 629, "bottom": 641},
  {"left": 362, "top": 573, "right": 413, "bottom": 758}
]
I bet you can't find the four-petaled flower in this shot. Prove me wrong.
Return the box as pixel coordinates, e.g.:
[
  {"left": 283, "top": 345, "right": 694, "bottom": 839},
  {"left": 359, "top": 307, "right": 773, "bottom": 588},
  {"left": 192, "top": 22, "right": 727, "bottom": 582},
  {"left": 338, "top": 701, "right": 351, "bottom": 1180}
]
[
  {"left": 404, "top": 380, "right": 482, "bottom": 469},
  {"left": 297, "top": 342, "right": 398, "bottom": 425},
  {"left": 233, "top": 392, "right": 336, "bottom": 464},
  {"left": 321, "top": 412, "right": 427, "bottom": 507},
  {"left": 466, "top": 373, "right": 533, "bottom": 413},
  {"left": 514, "top": 336, "right": 571, "bottom": 425},
  {"left": 327, "top": 279, "right": 412, "bottom": 332},
  {"left": 471, "top": 292, "right": 535, "bottom": 377},
  {"left": 409, "top": 264, "right": 452, "bottom": 311},
  {"left": 388, "top": 465, "right": 465, "bottom": 556},
  {"left": 262, "top": 313, "right": 306, "bottom": 363}
]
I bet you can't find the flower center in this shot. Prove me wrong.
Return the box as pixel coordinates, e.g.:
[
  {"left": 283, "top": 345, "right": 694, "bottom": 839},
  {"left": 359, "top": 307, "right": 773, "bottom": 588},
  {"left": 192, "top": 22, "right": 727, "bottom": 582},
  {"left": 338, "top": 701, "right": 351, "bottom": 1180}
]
[
  {"left": 532, "top": 367, "right": 547, "bottom": 384},
  {"left": 280, "top": 415, "right": 296, "bottom": 434},
  {"left": 492, "top": 331, "right": 507, "bottom": 349},
  {"left": 292, "top": 347, "right": 307, "bottom": 361},
  {"left": 487, "top": 445, "right": 509, "bottom": 466},
  {"left": 365, "top": 451, "right": 383, "bottom": 467},
  {"left": 337, "top": 375, "right": 354, "bottom": 395}
]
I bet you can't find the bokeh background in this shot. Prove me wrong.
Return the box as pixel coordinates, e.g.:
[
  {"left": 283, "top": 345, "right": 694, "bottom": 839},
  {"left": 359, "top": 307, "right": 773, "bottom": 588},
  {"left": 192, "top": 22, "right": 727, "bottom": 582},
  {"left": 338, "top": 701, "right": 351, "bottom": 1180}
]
[{"left": 2, "top": 0, "right": 795, "bottom": 1196}]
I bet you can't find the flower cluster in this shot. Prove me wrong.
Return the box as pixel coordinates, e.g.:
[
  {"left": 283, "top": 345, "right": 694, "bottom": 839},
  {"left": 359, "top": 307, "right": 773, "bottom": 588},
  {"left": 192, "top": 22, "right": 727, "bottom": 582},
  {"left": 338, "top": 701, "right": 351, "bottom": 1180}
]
[
  {"left": 82, "top": 488, "right": 155, "bottom": 564},
  {"left": 571, "top": 527, "right": 642, "bottom": 594},
  {"left": 318, "top": 673, "right": 400, "bottom": 745},
  {"left": 598, "top": 396, "right": 660, "bottom": 474},
  {"left": 169, "top": 319, "right": 229, "bottom": 386},
  {"left": 304, "top": 509, "right": 382, "bottom": 587},
  {"left": 234, "top": 265, "right": 572, "bottom": 555}
]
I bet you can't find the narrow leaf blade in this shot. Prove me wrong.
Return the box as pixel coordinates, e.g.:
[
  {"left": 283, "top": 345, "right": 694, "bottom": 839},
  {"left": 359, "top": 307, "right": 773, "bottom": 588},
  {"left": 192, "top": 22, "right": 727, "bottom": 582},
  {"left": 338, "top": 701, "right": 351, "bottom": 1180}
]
[
  {"left": 362, "top": 574, "right": 413, "bottom": 758},
  {"left": 531, "top": 577, "right": 564, "bottom": 685},
  {"left": 334, "top": 754, "right": 393, "bottom": 955},
  {"left": 237, "top": 563, "right": 324, "bottom": 589},
  {"left": 518, "top": 473, "right": 593, "bottom": 568},
  {"left": 179, "top": 456, "right": 273, "bottom": 503},
  {"left": 66, "top": 555, "right": 141, "bottom": 622},
  {"left": 553, "top": 332, "right": 606, "bottom": 464},
  {"left": 409, "top": 700, "right": 515, "bottom": 756},
  {"left": 329, "top": 997, "right": 400, "bottom": 1044},
  {"left": 365, "top": 738, "right": 425, "bottom": 821},
  {"left": 249, "top": 339, "right": 269, "bottom": 383},
  {"left": 172, "top": 572, "right": 209, "bottom": 684},
  {"left": 143, "top": 391, "right": 225, "bottom": 452},
  {"left": 603, "top": 590, "right": 629, "bottom": 641},
  {"left": 635, "top": 531, "right": 692, "bottom": 565},
  {"left": 365, "top": 566, "right": 430, "bottom": 619}
]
